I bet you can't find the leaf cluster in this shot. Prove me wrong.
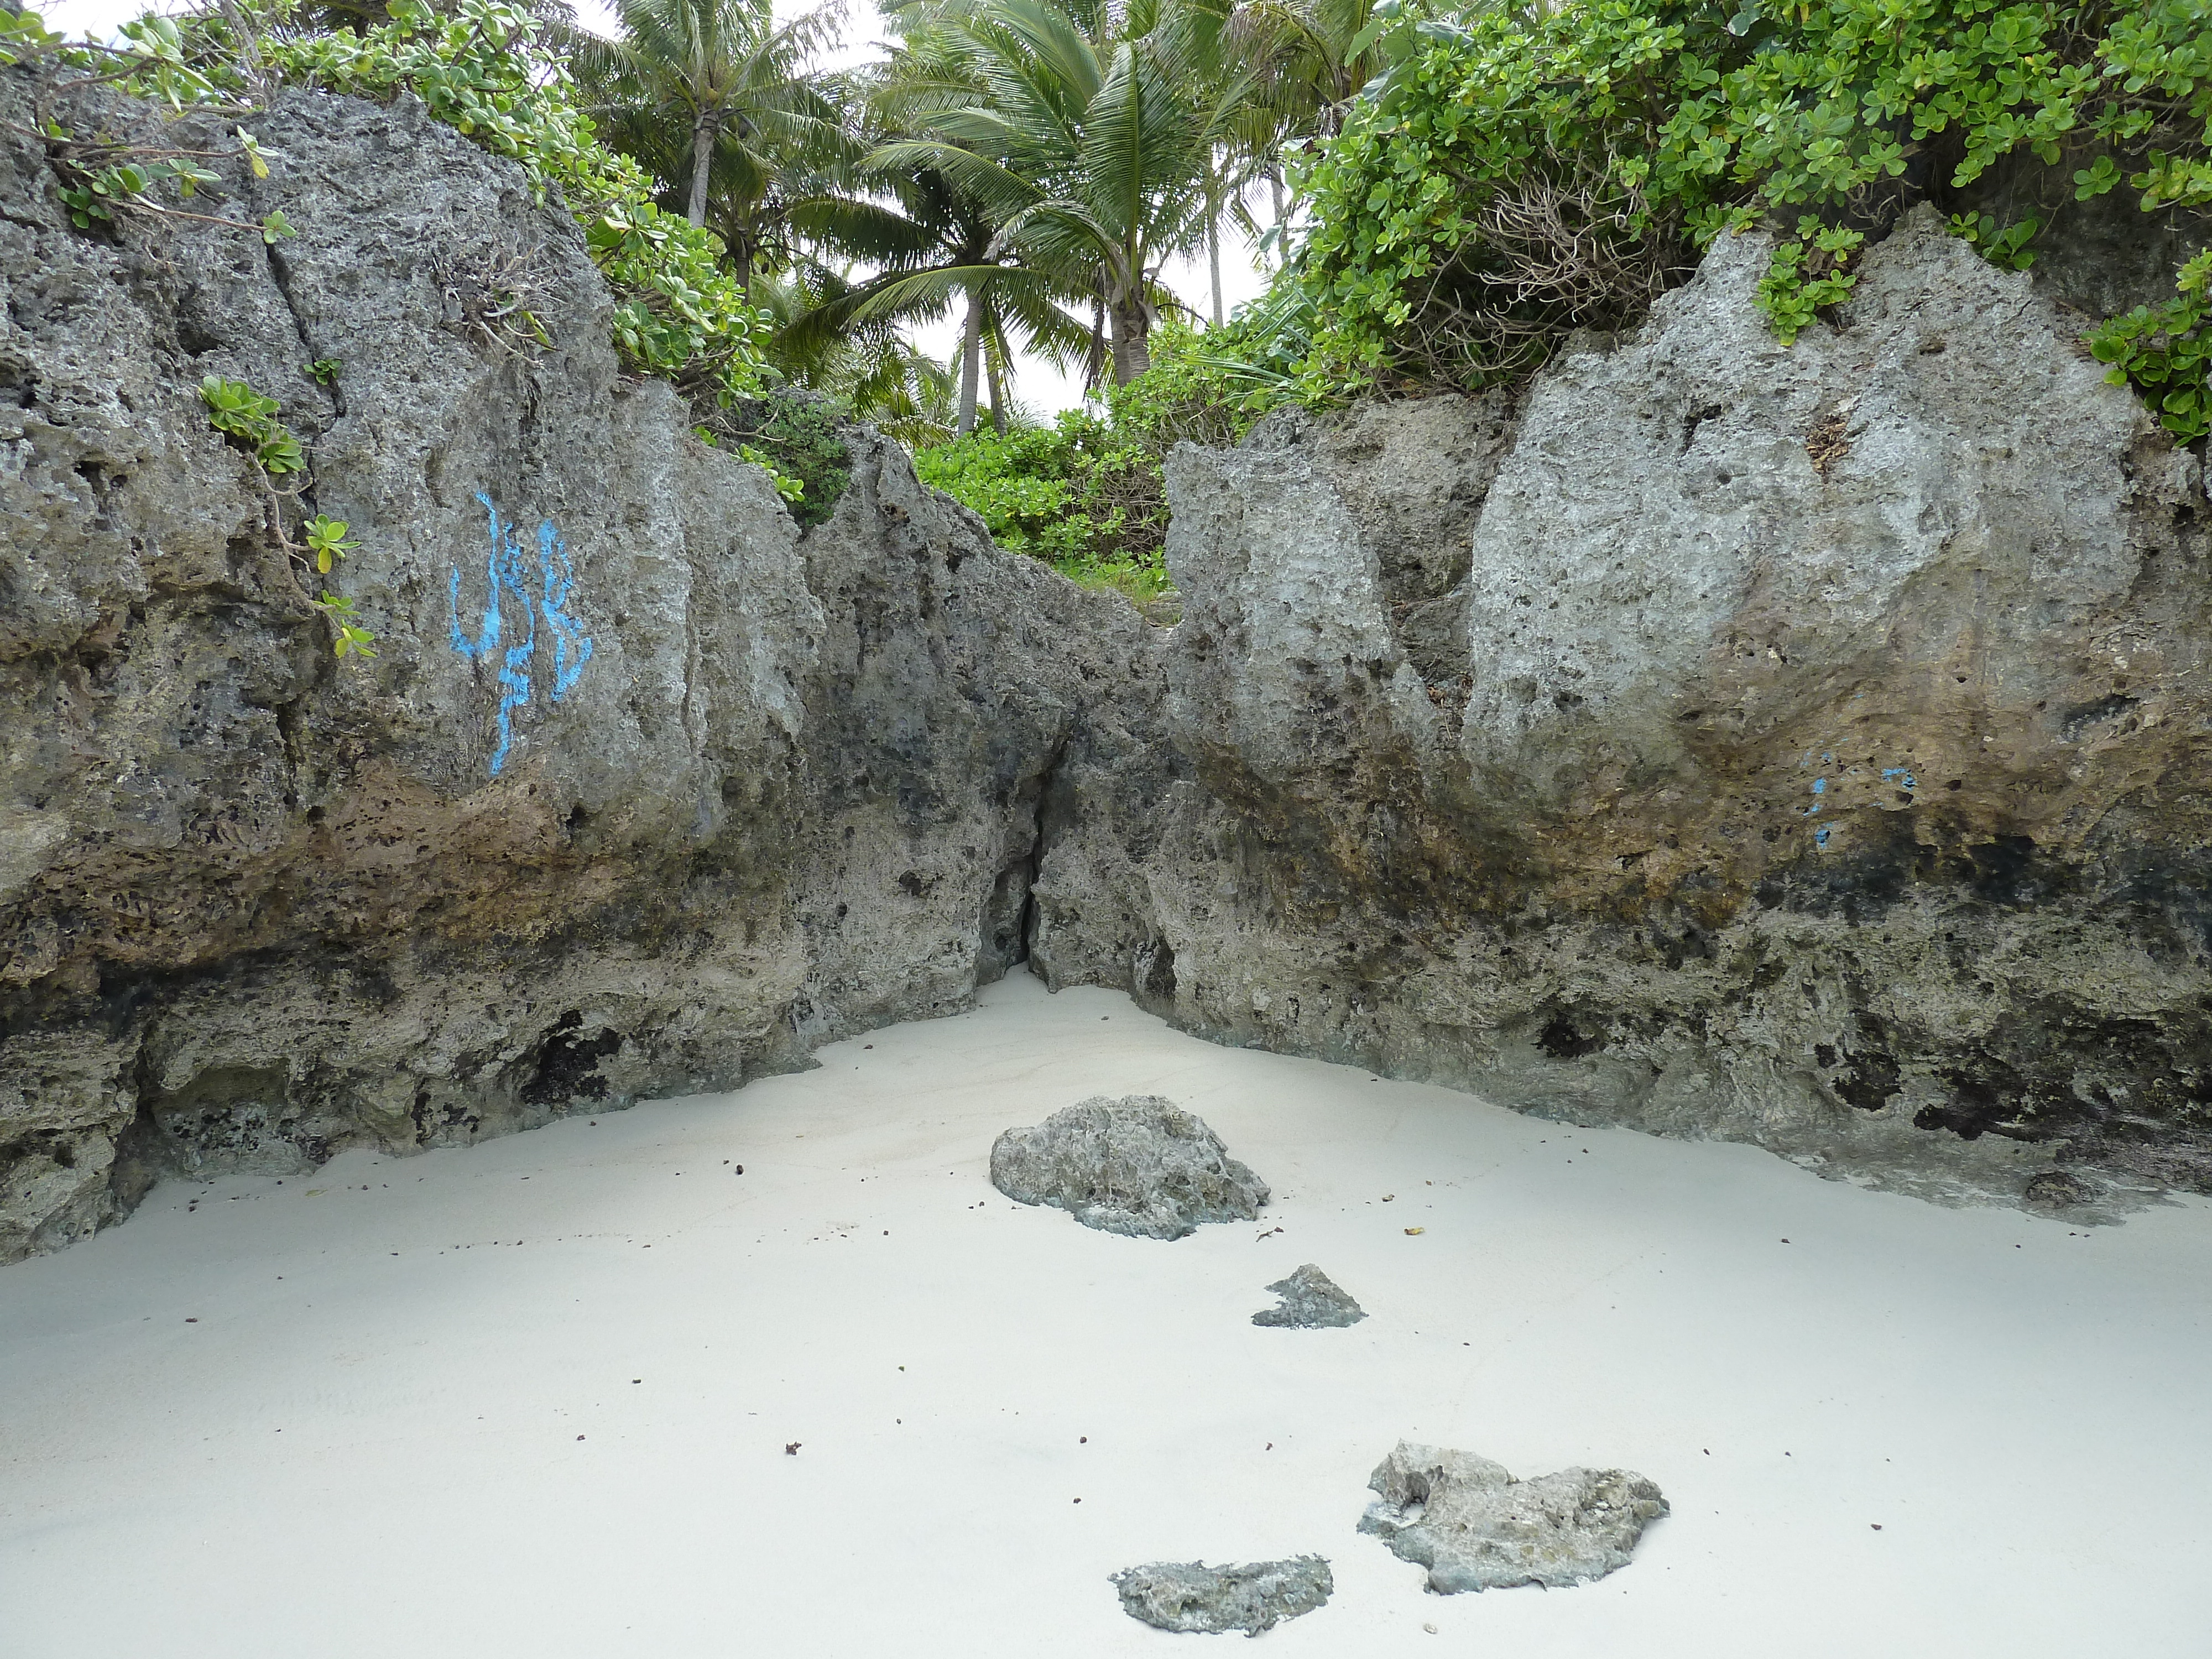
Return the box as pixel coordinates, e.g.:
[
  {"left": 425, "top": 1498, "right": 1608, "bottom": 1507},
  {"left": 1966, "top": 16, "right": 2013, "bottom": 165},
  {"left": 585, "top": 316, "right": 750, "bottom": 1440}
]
[
  {"left": 200, "top": 374, "right": 378, "bottom": 657},
  {"left": 3, "top": 11, "right": 298, "bottom": 242},
  {"left": 915, "top": 406, "right": 1167, "bottom": 582},
  {"left": 201, "top": 373, "right": 306, "bottom": 472},
  {"left": 702, "top": 390, "right": 853, "bottom": 525},
  {"left": 2090, "top": 249, "right": 2212, "bottom": 440},
  {"left": 1268, "top": 0, "right": 2212, "bottom": 403}
]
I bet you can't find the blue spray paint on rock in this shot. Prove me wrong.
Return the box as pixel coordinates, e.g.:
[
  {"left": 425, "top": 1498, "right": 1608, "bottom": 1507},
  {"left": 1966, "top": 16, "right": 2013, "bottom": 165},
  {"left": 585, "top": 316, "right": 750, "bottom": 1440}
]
[
  {"left": 536, "top": 517, "right": 593, "bottom": 701},
  {"left": 448, "top": 493, "right": 594, "bottom": 776}
]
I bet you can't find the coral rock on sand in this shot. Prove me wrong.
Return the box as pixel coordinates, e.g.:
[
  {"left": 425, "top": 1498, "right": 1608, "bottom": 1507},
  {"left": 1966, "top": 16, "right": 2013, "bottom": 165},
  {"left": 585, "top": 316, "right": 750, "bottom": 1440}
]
[
  {"left": 989, "top": 1097, "right": 1268, "bottom": 1240},
  {"left": 1110, "top": 1556, "right": 1333, "bottom": 1635},
  {"left": 1252, "top": 1264, "right": 1366, "bottom": 1328},
  {"left": 1358, "top": 1441, "right": 1667, "bottom": 1593}
]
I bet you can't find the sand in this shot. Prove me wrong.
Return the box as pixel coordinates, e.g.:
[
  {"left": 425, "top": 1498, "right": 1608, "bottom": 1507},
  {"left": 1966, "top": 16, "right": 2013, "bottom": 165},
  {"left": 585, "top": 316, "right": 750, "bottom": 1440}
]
[{"left": 3, "top": 975, "right": 2208, "bottom": 1655}]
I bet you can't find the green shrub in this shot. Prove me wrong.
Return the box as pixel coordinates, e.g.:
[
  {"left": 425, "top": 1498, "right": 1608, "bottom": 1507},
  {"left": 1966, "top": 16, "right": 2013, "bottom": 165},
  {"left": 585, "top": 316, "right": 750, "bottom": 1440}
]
[
  {"left": 2090, "top": 249, "right": 2212, "bottom": 440},
  {"left": 1104, "top": 315, "right": 1310, "bottom": 448},
  {"left": 1269, "top": 0, "right": 2212, "bottom": 427},
  {"left": 914, "top": 409, "right": 1171, "bottom": 603},
  {"left": 699, "top": 393, "right": 852, "bottom": 526},
  {"left": 911, "top": 315, "right": 1349, "bottom": 603}
]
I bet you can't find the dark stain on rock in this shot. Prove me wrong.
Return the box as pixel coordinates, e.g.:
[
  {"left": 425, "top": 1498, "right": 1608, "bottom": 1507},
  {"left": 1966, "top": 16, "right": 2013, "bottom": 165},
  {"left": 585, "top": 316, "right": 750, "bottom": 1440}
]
[{"left": 521, "top": 1012, "right": 624, "bottom": 1106}]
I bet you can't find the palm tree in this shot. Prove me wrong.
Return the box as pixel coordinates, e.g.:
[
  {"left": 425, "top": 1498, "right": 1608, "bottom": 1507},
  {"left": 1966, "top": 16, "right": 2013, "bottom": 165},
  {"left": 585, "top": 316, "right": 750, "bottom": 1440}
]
[
  {"left": 869, "top": 0, "right": 1238, "bottom": 384},
  {"left": 783, "top": 144, "right": 1094, "bottom": 431},
  {"left": 567, "top": 0, "right": 851, "bottom": 272},
  {"left": 755, "top": 264, "right": 968, "bottom": 442},
  {"left": 1180, "top": 0, "right": 1422, "bottom": 279},
  {"left": 1229, "top": 0, "right": 1403, "bottom": 140}
]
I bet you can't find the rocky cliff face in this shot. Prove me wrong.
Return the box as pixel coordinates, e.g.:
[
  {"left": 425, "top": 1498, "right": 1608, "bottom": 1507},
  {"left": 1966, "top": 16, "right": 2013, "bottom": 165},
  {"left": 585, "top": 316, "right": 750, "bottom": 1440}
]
[
  {"left": 0, "top": 80, "right": 1149, "bottom": 1260},
  {"left": 1036, "top": 207, "right": 2212, "bottom": 1212},
  {"left": 6, "top": 77, "right": 2209, "bottom": 1263}
]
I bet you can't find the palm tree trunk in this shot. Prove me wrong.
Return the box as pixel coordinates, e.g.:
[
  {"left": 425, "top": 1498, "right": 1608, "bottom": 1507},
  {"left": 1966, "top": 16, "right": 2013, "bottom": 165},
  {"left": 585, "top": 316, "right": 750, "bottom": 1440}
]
[
  {"left": 1108, "top": 301, "right": 1150, "bottom": 385},
  {"left": 1207, "top": 171, "right": 1224, "bottom": 329},
  {"left": 687, "top": 113, "right": 715, "bottom": 229},
  {"left": 1269, "top": 166, "right": 1286, "bottom": 268},
  {"left": 1085, "top": 297, "right": 1107, "bottom": 391},
  {"left": 987, "top": 351, "right": 1007, "bottom": 436},
  {"left": 956, "top": 289, "right": 984, "bottom": 436}
]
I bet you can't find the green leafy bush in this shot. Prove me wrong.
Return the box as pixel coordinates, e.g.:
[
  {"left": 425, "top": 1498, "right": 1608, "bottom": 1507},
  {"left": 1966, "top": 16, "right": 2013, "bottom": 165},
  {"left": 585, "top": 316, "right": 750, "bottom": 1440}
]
[
  {"left": 701, "top": 393, "right": 851, "bottom": 526},
  {"left": 1103, "top": 316, "right": 1307, "bottom": 448},
  {"left": 914, "top": 409, "right": 1171, "bottom": 602},
  {"left": 1277, "top": 0, "right": 2212, "bottom": 410},
  {"left": 2090, "top": 249, "right": 2212, "bottom": 440},
  {"left": 911, "top": 317, "right": 1339, "bottom": 603}
]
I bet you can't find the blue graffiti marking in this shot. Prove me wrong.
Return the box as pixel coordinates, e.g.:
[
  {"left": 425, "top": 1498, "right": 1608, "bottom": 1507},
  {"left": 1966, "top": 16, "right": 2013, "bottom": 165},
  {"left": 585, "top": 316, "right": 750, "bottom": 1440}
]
[
  {"left": 448, "top": 493, "right": 593, "bottom": 776},
  {"left": 1882, "top": 767, "right": 1917, "bottom": 791},
  {"left": 1815, "top": 826, "right": 1832, "bottom": 849},
  {"left": 536, "top": 518, "right": 593, "bottom": 701}
]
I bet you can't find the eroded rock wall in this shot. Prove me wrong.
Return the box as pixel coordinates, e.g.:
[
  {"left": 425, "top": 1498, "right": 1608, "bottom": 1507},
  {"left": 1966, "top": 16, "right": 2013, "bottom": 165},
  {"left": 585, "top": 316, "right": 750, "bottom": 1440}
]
[
  {"left": 1035, "top": 208, "right": 2212, "bottom": 1211},
  {"left": 9, "top": 75, "right": 2211, "bottom": 1260},
  {"left": 0, "top": 80, "right": 1147, "bottom": 1259}
]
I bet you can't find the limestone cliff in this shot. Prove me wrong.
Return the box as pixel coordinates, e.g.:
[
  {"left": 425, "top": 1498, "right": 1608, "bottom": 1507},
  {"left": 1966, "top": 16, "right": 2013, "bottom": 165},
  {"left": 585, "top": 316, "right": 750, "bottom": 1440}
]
[
  {"left": 0, "top": 80, "right": 1151, "bottom": 1259},
  {"left": 7, "top": 74, "right": 2210, "bottom": 1262},
  {"left": 1036, "top": 209, "right": 2212, "bottom": 1211}
]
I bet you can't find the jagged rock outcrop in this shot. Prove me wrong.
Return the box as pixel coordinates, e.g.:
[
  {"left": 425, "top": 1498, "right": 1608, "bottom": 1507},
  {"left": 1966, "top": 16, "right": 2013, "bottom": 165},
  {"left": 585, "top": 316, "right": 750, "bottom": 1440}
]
[
  {"left": 8, "top": 68, "right": 2212, "bottom": 1262},
  {"left": 1034, "top": 205, "right": 2212, "bottom": 1210},
  {"left": 0, "top": 78, "right": 1152, "bottom": 1260},
  {"left": 1358, "top": 1442, "right": 1667, "bottom": 1593}
]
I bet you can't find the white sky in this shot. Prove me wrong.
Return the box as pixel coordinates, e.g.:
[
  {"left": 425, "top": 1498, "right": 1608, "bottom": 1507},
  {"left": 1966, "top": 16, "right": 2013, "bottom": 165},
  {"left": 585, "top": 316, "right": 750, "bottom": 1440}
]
[{"left": 38, "top": 0, "right": 1271, "bottom": 415}]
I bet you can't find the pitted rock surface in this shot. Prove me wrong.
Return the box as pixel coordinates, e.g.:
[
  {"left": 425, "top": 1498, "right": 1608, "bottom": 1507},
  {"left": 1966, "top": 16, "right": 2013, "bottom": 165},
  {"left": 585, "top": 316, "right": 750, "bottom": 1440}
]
[
  {"left": 1110, "top": 1556, "right": 1333, "bottom": 1636},
  {"left": 1358, "top": 1441, "right": 1667, "bottom": 1593},
  {"left": 1031, "top": 205, "right": 2212, "bottom": 1212},
  {"left": 10, "top": 73, "right": 2212, "bottom": 1261},
  {"left": 1252, "top": 1263, "right": 1366, "bottom": 1328},
  {"left": 989, "top": 1095, "right": 1268, "bottom": 1240},
  {"left": 0, "top": 77, "right": 1155, "bottom": 1260}
]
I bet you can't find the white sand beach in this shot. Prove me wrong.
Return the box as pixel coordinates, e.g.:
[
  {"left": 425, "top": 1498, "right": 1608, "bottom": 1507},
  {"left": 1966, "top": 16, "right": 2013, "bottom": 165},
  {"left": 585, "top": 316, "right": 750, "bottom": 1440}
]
[{"left": 3, "top": 975, "right": 2208, "bottom": 1656}]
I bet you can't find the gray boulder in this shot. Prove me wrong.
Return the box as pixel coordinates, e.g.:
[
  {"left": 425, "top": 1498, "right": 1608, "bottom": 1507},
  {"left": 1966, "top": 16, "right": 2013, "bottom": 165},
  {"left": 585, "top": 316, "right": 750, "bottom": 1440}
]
[
  {"left": 989, "top": 1096, "right": 1267, "bottom": 1240},
  {"left": 1358, "top": 1441, "right": 1667, "bottom": 1593},
  {"left": 1110, "top": 1556, "right": 1332, "bottom": 1636},
  {"left": 1252, "top": 1264, "right": 1366, "bottom": 1328}
]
